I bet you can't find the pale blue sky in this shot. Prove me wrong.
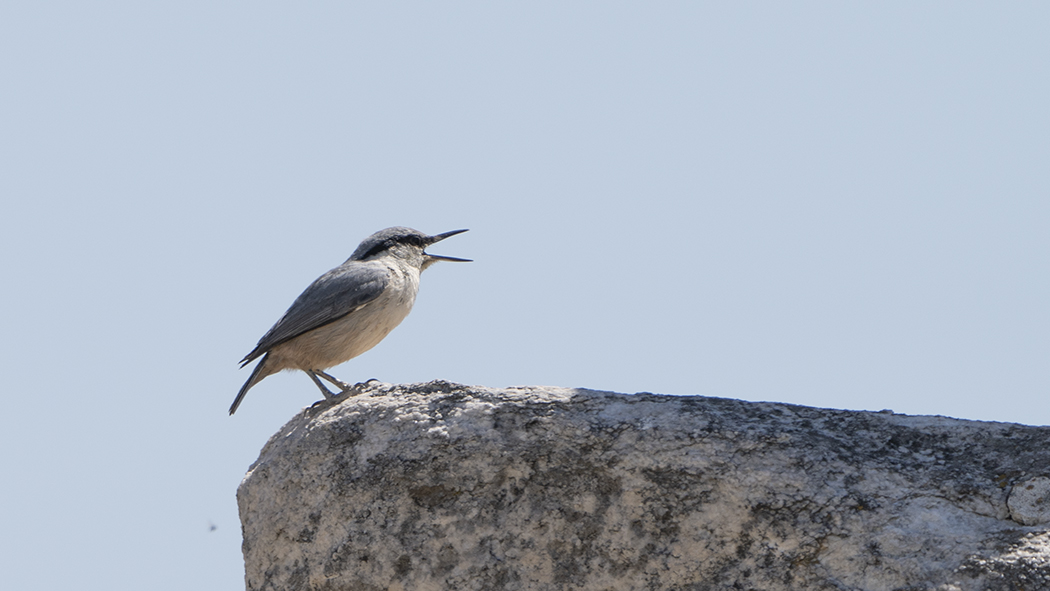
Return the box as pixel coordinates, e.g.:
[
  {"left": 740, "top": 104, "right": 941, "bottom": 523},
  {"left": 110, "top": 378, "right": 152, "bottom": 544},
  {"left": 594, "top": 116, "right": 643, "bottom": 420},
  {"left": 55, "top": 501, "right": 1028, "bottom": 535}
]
[{"left": 2, "top": 2, "right": 1048, "bottom": 589}]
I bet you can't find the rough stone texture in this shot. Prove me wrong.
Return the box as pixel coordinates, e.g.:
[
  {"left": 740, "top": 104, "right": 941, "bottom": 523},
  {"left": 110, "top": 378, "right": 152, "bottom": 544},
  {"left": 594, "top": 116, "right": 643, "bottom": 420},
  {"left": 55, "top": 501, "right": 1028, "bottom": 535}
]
[
  {"left": 237, "top": 381, "right": 1050, "bottom": 591},
  {"left": 1008, "top": 477, "right": 1050, "bottom": 527}
]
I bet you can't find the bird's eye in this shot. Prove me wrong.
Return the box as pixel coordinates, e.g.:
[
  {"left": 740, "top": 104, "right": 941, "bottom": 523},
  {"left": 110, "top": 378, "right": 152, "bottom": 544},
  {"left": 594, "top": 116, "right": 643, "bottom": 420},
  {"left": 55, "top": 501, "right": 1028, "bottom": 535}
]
[{"left": 401, "top": 235, "right": 424, "bottom": 247}]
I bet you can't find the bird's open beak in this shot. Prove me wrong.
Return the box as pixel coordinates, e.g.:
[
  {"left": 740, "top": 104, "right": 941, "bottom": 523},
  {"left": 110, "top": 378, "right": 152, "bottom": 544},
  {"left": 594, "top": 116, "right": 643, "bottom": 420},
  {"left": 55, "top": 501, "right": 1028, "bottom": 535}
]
[{"left": 424, "top": 229, "right": 472, "bottom": 263}]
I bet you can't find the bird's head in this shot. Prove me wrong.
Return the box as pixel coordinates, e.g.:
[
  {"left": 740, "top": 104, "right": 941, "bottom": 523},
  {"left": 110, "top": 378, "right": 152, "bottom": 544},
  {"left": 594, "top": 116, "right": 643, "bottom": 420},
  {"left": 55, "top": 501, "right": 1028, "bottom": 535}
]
[{"left": 350, "top": 227, "right": 471, "bottom": 270}]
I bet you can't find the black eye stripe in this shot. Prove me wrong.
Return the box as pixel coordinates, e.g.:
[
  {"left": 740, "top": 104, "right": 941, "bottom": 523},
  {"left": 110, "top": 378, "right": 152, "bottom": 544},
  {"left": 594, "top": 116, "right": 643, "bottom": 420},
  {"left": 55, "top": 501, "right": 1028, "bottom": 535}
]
[
  {"left": 361, "top": 235, "right": 424, "bottom": 259},
  {"left": 361, "top": 241, "right": 391, "bottom": 259}
]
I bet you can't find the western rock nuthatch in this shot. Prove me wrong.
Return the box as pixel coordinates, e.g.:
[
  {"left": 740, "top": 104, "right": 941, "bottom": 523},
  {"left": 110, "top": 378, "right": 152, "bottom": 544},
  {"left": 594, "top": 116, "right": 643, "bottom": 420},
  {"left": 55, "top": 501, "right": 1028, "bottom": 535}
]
[{"left": 230, "top": 227, "right": 469, "bottom": 415}]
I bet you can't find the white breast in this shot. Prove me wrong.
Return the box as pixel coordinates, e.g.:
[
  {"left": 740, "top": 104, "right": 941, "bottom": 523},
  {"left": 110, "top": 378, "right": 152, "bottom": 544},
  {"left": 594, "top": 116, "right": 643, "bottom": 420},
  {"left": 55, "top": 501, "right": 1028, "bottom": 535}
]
[{"left": 269, "top": 261, "right": 421, "bottom": 371}]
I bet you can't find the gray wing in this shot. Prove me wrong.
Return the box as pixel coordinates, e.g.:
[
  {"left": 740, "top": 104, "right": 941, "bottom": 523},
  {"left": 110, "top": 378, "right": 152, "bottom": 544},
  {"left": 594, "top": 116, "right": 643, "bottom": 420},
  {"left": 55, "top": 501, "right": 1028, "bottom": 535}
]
[{"left": 240, "top": 262, "right": 389, "bottom": 366}]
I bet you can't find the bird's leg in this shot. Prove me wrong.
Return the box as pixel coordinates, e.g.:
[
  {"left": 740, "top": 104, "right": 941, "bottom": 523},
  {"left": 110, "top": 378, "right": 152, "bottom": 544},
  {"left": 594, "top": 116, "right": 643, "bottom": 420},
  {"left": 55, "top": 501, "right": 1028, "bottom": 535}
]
[
  {"left": 306, "top": 370, "right": 338, "bottom": 400},
  {"left": 316, "top": 370, "right": 355, "bottom": 393}
]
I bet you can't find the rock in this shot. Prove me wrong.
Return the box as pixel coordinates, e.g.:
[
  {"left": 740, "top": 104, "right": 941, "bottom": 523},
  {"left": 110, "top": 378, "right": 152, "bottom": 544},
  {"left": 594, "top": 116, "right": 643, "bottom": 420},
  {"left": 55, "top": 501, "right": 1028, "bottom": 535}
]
[
  {"left": 1008, "top": 477, "right": 1050, "bottom": 526},
  {"left": 237, "top": 381, "right": 1050, "bottom": 591}
]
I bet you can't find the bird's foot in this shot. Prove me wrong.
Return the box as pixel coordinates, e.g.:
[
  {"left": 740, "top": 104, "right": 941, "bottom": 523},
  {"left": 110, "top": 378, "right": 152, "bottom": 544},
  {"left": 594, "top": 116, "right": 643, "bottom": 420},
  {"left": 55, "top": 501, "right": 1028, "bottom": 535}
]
[
  {"left": 335, "top": 378, "right": 379, "bottom": 398},
  {"left": 306, "top": 376, "right": 381, "bottom": 412},
  {"left": 316, "top": 370, "right": 363, "bottom": 393}
]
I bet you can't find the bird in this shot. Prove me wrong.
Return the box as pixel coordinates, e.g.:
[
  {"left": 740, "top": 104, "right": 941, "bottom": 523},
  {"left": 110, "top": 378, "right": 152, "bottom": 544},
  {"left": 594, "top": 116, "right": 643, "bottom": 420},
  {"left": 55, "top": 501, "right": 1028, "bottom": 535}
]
[{"left": 229, "top": 226, "right": 470, "bottom": 415}]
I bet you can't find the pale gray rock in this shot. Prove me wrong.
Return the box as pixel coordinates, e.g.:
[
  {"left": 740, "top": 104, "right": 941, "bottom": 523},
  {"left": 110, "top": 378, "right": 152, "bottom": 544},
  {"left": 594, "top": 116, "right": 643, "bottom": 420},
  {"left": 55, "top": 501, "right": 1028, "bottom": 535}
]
[
  {"left": 1008, "top": 477, "right": 1050, "bottom": 527},
  {"left": 237, "top": 381, "right": 1050, "bottom": 591}
]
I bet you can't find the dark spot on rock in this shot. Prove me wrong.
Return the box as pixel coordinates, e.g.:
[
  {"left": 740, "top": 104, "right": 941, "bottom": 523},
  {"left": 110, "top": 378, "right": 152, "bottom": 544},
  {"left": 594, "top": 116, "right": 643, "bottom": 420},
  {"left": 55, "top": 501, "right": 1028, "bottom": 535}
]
[
  {"left": 409, "top": 484, "right": 461, "bottom": 509},
  {"left": 394, "top": 554, "right": 412, "bottom": 578}
]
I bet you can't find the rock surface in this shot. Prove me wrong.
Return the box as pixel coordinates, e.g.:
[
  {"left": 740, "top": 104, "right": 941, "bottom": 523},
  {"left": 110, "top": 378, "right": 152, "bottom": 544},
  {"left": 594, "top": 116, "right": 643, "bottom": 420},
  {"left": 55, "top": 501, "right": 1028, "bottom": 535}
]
[{"left": 237, "top": 381, "right": 1050, "bottom": 591}]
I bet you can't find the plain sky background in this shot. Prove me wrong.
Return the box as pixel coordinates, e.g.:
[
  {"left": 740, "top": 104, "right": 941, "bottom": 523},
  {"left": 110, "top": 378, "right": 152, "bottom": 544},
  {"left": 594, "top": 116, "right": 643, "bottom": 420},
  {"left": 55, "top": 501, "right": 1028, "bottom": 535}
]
[{"left": 2, "top": 2, "right": 1048, "bottom": 589}]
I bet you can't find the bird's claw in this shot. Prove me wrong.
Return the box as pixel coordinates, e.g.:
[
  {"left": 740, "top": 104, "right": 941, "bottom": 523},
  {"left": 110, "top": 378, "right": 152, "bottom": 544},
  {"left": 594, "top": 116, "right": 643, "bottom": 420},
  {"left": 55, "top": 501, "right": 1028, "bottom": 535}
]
[
  {"left": 309, "top": 378, "right": 382, "bottom": 411},
  {"left": 338, "top": 379, "right": 378, "bottom": 396}
]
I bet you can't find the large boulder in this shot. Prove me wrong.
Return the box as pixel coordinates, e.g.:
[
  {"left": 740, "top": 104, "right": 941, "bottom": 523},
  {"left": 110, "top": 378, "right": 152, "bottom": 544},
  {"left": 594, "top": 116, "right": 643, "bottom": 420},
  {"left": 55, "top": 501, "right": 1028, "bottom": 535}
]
[{"left": 237, "top": 381, "right": 1050, "bottom": 590}]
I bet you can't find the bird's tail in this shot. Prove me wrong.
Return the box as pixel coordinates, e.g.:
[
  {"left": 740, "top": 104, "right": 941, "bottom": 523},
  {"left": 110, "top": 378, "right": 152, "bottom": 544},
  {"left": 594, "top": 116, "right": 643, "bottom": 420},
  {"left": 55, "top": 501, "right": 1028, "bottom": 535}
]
[{"left": 229, "top": 353, "right": 272, "bottom": 415}]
